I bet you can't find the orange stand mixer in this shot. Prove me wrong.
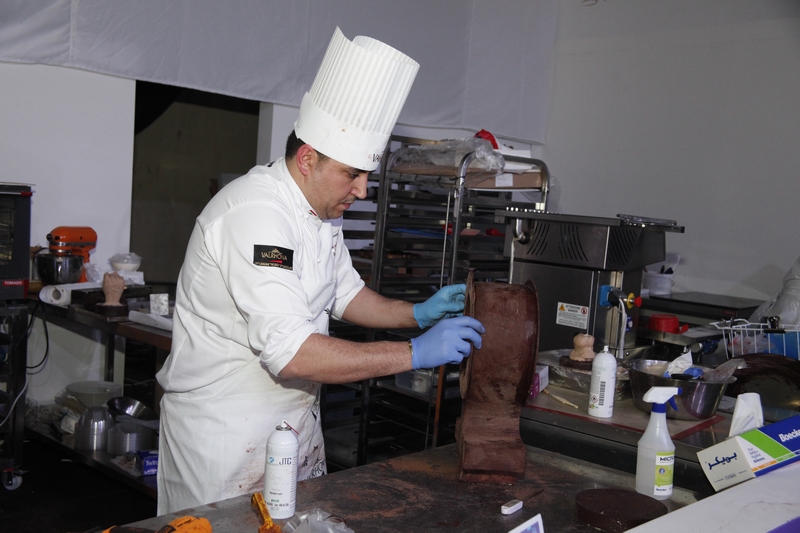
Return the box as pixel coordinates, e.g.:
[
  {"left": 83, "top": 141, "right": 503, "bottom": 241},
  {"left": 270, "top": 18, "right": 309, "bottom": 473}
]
[{"left": 46, "top": 226, "right": 97, "bottom": 282}]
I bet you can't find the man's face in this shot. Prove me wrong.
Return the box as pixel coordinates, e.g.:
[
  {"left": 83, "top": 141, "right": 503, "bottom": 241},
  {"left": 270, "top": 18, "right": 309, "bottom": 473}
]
[{"left": 305, "top": 153, "right": 369, "bottom": 220}]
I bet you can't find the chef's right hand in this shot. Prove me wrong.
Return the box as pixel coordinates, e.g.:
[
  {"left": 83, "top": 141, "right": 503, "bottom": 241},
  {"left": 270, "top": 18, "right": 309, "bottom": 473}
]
[{"left": 410, "top": 316, "right": 485, "bottom": 370}]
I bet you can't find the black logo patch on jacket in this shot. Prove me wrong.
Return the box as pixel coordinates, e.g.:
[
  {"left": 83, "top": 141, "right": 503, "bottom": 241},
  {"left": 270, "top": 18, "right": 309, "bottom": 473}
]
[{"left": 254, "top": 245, "right": 293, "bottom": 270}]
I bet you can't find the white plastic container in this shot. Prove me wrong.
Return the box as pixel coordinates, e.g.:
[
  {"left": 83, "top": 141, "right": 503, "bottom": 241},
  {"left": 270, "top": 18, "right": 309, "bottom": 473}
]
[
  {"left": 635, "top": 386, "right": 680, "bottom": 500},
  {"left": 588, "top": 345, "right": 616, "bottom": 418},
  {"left": 264, "top": 421, "right": 299, "bottom": 519},
  {"left": 642, "top": 272, "right": 674, "bottom": 296}
]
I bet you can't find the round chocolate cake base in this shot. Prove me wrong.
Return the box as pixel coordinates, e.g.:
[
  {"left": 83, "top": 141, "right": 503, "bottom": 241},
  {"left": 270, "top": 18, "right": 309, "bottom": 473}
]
[
  {"left": 559, "top": 355, "right": 593, "bottom": 372},
  {"left": 575, "top": 489, "right": 667, "bottom": 532}
]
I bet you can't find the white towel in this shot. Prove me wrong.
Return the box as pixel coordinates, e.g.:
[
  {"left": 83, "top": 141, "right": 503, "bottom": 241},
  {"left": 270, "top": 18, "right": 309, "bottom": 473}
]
[{"left": 728, "top": 392, "right": 764, "bottom": 438}]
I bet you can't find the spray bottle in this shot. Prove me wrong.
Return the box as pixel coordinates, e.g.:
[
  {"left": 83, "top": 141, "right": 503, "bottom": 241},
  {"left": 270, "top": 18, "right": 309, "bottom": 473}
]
[
  {"left": 635, "top": 386, "right": 681, "bottom": 500},
  {"left": 264, "top": 420, "right": 299, "bottom": 519},
  {"left": 588, "top": 345, "right": 616, "bottom": 418}
]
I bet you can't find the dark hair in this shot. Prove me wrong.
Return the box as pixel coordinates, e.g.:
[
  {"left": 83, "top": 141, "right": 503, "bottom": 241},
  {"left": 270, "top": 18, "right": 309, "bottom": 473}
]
[{"left": 285, "top": 130, "right": 329, "bottom": 164}]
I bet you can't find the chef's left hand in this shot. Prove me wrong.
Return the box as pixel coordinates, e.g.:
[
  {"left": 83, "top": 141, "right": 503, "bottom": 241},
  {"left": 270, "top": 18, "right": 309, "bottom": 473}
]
[{"left": 413, "top": 284, "right": 466, "bottom": 328}]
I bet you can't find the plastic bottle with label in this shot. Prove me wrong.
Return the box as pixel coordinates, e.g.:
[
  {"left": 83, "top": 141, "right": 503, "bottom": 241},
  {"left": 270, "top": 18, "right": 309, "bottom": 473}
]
[
  {"left": 635, "top": 386, "right": 680, "bottom": 500},
  {"left": 264, "top": 420, "right": 299, "bottom": 519},
  {"left": 588, "top": 345, "right": 616, "bottom": 418}
]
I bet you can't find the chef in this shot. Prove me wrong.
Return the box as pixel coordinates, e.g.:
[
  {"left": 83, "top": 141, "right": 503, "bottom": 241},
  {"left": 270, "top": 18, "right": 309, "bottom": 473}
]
[{"left": 156, "top": 28, "right": 485, "bottom": 515}]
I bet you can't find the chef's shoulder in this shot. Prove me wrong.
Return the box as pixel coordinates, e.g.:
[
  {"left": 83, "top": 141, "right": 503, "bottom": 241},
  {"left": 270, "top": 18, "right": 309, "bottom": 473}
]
[{"left": 198, "top": 162, "right": 292, "bottom": 225}]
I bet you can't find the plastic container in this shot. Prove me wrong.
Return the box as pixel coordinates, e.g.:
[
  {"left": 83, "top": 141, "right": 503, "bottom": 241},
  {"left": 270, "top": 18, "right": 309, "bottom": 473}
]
[
  {"left": 109, "top": 252, "right": 142, "bottom": 272},
  {"left": 411, "top": 369, "right": 433, "bottom": 394},
  {"left": 642, "top": 272, "right": 674, "bottom": 296},
  {"left": 588, "top": 346, "right": 616, "bottom": 418},
  {"left": 264, "top": 421, "right": 299, "bottom": 519},
  {"left": 635, "top": 386, "right": 680, "bottom": 500}
]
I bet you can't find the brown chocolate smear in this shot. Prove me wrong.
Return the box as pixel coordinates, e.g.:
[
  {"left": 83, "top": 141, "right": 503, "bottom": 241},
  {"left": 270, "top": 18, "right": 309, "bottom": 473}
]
[{"left": 576, "top": 489, "right": 667, "bottom": 532}]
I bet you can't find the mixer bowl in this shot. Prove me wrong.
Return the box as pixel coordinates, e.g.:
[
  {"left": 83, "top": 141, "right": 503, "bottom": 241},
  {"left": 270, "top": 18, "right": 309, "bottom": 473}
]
[
  {"left": 36, "top": 253, "right": 83, "bottom": 285},
  {"left": 627, "top": 359, "right": 735, "bottom": 420}
]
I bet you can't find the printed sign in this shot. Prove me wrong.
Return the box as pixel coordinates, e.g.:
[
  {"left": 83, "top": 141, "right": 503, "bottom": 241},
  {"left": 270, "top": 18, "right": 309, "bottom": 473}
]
[{"left": 555, "top": 302, "right": 589, "bottom": 330}]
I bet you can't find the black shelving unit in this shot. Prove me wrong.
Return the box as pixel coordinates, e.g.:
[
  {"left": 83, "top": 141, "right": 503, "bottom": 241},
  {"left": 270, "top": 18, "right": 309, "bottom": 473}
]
[
  {"left": 330, "top": 135, "right": 549, "bottom": 468},
  {"left": 0, "top": 303, "right": 29, "bottom": 490}
]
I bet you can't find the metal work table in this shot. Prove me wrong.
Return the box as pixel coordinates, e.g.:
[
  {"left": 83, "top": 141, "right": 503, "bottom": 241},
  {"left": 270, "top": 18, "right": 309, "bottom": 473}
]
[
  {"left": 24, "top": 294, "right": 171, "bottom": 500},
  {"left": 28, "top": 295, "right": 172, "bottom": 382},
  {"left": 127, "top": 444, "right": 699, "bottom": 533},
  {"left": 26, "top": 420, "right": 158, "bottom": 498},
  {"left": 521, "top": 385, "right": 730, "bottom": 496}
]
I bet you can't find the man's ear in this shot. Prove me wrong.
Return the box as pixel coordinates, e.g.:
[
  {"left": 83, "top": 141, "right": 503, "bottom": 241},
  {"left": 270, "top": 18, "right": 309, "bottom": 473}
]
[{"left": 295, "top": 144, "right": 317, "bottom": 177}]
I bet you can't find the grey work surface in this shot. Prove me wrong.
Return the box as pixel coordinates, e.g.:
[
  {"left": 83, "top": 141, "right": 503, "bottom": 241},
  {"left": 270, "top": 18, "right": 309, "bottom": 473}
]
[{"left": 129, "top": 444, "right": 698, "bottom": 533}]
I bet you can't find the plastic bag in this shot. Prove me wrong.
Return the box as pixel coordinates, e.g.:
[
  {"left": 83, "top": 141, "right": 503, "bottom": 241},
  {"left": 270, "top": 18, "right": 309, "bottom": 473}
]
[
  {"left": 391, "top": 138, "right": 504, "bottom": 173},
  {"left": 703, "top": 358, "right": 747, "bottom": 382},
  {"left": 750, "top": 255, "right": 800, "bottom": 326},
  {"left": 282, "top": 509, "right": 355, "bottom": 533}
]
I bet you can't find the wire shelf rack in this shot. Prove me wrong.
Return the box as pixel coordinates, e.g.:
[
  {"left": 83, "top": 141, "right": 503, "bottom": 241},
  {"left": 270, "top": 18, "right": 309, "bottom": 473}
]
[{"left": 712, "top": 319, "right": 800, "bottom": 360}]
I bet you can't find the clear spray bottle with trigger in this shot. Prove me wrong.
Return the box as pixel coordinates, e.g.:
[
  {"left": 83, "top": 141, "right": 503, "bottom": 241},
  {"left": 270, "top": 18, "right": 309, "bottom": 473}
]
[{"left": 635, "top": 386, "right": 681, "bottom": 500}]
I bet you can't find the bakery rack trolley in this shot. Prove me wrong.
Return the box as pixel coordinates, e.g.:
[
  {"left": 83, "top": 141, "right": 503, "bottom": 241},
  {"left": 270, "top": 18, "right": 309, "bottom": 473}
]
[{"left": 354, "top": 135, "right": 549, "bottom": 465}]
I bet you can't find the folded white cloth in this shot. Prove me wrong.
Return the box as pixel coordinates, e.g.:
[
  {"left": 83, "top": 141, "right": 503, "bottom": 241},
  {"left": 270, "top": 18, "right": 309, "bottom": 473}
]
[
  {"left": 665, "top": 351, "right": 693, "bottom": 377},
  {"left": 128, "top": 310, "right": 173, "bottom": 332}
]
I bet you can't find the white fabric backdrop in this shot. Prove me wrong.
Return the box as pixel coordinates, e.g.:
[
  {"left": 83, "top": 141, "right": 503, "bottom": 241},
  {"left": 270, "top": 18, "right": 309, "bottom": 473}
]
[{"left": 0, "top": 0, "right": 557, "bottom": 143}]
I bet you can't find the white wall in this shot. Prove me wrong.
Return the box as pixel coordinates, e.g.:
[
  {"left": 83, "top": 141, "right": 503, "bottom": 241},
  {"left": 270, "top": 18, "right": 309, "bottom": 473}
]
[
  {"left": 0, "top": 62, "right": 135, "bottom": 402},
  {"left": 543, "top": 0, "right": 800, "bottom": 300},
  {"left": 0, "top": 63, "right": 135, "bottom": 263}
]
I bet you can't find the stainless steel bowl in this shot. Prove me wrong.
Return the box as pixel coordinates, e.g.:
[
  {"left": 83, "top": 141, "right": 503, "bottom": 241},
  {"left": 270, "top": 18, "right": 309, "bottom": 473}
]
[
  {"left": 36, "top": 252, "right": 83, "bottom": 285},
  {"left": 107, "top": 421, "right": 155, "bottom": 456},
  {"left": 107, "top": 396, "right": 158, "bottom": 421},
  {"left": 627, "top": 359, "right": 735, "bottom": 420}
]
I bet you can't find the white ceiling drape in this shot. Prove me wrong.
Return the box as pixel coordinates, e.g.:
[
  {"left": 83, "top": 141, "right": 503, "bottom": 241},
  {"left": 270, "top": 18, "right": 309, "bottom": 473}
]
[{"left": 0, "top": 0, "right": 557, "bottom": 143}]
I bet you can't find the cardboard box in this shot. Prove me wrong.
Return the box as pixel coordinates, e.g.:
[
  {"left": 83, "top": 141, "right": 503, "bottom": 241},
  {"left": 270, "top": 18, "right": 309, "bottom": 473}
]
[
  {"left": 464, "top": 170, "right": 543, "bottom": 190},
  {"left": 529, "top": 365, "right": 549, "bottom": 399},
  {"left": 697, "top": 414, "right": 800, "bottom": 491},
  {"left": 136, "top": 449, "right": 159, "bottom": 476}
]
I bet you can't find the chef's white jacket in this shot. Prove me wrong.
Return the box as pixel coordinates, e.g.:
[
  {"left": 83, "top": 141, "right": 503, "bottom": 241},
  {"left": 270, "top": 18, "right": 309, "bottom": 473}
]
[{"left": 156, "top": 158, "right": 364, "bottom": 515}]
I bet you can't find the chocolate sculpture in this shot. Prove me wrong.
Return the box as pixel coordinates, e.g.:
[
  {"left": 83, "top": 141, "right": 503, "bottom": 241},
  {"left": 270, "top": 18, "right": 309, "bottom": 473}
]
[{"left": 456, "top": 272, "right": 539, "bottom": 483}]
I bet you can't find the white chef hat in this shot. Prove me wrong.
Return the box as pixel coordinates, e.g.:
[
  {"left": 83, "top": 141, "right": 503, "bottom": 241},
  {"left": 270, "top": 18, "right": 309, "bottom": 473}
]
[{"left": 294, "top": 27, "right": 419, "bottom": 172}]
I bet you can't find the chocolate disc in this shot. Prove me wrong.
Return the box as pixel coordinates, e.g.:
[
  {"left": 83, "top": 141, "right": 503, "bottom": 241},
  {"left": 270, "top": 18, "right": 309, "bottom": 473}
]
[
  {"left": 576, "top": 489, "right": 668, "bottom": 533},
  {"left": 559, "top": 355, "right": 593, "bottom": 371}
]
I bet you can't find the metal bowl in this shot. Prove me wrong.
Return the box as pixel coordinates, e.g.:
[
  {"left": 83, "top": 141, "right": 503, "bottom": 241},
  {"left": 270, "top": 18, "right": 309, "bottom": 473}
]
[
  {"left": 36, "top": 252, "right": 83, "bottom": 285},
  {"left": 627, "top": 359, "right": 735, "bottom": 420},
  {"left": 106, "top": 396, "right": 158, "bottom": 421}
]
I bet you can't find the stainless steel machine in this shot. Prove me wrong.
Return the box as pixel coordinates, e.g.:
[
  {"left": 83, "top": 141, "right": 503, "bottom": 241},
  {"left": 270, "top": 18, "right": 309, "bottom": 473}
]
[{"left": 497, "top": 210, "right": 684, "bottom": 356}]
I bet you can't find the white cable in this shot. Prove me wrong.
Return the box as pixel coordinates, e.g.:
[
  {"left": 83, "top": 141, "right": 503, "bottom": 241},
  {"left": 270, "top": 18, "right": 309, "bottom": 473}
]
[
  {"left": 617, "top": 299, "right": 627, "bottom": 359},
  {"left": 0, "top": 373, "right": 28, "bottom": 428}
]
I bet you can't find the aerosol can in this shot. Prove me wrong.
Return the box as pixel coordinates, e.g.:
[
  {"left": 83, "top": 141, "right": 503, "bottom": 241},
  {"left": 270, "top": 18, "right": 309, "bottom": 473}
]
[
  {"left": 264, "top": 420, "right": 299, "bottom": 519},
  {"left": 635, "top": 386, "right": 681, "bottom": 500},
  {"left": 588, "top": 345, "right": 616, "bottom": 418}
]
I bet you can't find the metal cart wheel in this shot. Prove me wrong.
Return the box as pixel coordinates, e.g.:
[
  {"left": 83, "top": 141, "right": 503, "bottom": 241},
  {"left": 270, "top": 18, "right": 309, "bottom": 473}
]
[{"left": 2, "top": 470, "right": 22, "bottom": 490}]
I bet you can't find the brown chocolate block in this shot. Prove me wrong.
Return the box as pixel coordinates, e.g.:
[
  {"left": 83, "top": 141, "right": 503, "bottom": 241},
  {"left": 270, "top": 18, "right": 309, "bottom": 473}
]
[{"left": 456, "top": 272, "right": 539, "bottom": 484}]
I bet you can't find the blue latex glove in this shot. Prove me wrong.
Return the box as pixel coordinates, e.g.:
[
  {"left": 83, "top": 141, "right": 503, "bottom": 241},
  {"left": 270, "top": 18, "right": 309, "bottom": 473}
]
[
  {"left": 410, "top": 316, "right": 485, "bottom": 370},
  {"left": 413, "top": 284, "right": 466, "bottom": 328}
]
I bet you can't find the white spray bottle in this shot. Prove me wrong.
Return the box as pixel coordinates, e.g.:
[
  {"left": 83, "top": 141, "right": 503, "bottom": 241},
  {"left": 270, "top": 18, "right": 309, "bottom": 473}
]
[
  {"left": 635, "top": 386, "right": 681, "bottom": 500},
  {"left": 264, "top": 420, "right": 299, "bottom": 519},
  {"left": 588, "top": 345, "right": 616, "bottom": 418}
]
